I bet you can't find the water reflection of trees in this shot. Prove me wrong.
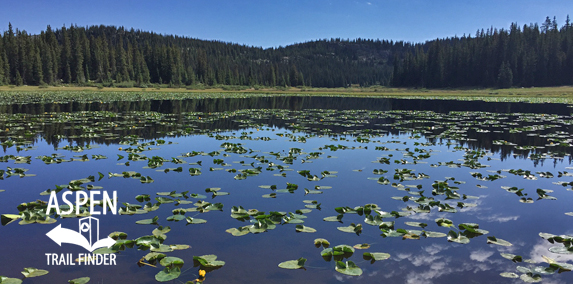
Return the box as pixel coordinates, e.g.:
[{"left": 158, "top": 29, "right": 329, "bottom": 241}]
[
  {"left": 1, "top": 96, "right": 570, "bottom": 115},
  {"left": 0, "top": 96, "right": 571, "bottom": 163}
]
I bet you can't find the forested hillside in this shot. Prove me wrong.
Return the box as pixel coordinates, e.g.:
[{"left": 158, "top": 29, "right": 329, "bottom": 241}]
[
  {"left": 392, "top": 17, "right": 573, "bottom": 88},
  {"left": 0, "top": 24, "right": 399, "bottom": 88},
  {"left": 0, "top": 16, "right": 571, "bottom": 89}
]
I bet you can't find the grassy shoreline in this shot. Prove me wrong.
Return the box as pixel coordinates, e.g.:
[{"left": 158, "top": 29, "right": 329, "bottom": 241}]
[{"left": 1, "top": 85, "right": 573, "bottom": 104}]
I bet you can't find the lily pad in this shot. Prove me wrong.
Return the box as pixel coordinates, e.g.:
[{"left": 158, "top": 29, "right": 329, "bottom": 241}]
[
  {"left": 353, "top": 243, "right": 370, "bottom": 249},
  {"left": 193, "top": 254, "right": 225, "bottom": 268},
  {"left": 155, "top": 267, "right": 181, "bottom": 282},
  {"left": 447, "top": 230, "right": 470, "bottom": 244},
  {"left": 21, "top": 268, "right": 49, "bottom": 278},
  {"left": 405, "top": 222, "right": 427, "bottom": 228},
  {"left": 159, "top": 257, "right": 184, "bottom": 268},
  {"left": 520, "top": 273, "right": 542, "bottom": 283},
  {"left": 435, "top": 218, "right": 454, "bottom": 227},
  {"left": 68, "top": 277, "right": 90, "bottom": 284},
  {"left": 0, "top": 278, "right": 22, "bottom": 284},
  {"left": 363, "top": 252, "right": 390, "bottom": 262},
  {"left": 314, "top": 238, "right": 330, "bottom": 248},
  {"left": 278, "top": 257, "right": 307, "bottom": 270},
  {"left": 335, "top": 260, "right": 363, "bottom": 276},
  {"left": 500, "top": 272, "right": 519, "bottom": 278},
  {"left": 186, "top": 217, "right": 207, "bottom": 224},
  {"left": 487, "top": 236, "right": 512, "bottom": 246},
  {"left": 295, "top": 225, "right": 316, "bottom": 233}
]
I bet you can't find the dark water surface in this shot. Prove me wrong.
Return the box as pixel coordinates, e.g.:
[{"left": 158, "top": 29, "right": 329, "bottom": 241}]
[{"left": 0, "top": 96, "right": 572, "bottom": 284}]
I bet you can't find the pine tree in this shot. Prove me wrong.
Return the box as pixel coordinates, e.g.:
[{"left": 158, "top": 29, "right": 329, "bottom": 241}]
[
  {"left": 60, "top": 27, "right": 72, "bottom": 83},
  {"left": 497, "top": 61, "right": 513, "bottom": 88}
]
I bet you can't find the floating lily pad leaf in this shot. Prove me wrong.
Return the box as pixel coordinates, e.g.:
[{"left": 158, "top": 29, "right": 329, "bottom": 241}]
[
  {"left": 278, "top": 257, "right": 307, "bottom": 270},
  {"left": 144, "top": 252, "right": 166, "bottom": 263},
  {"left": 193, "top": 254, "right": 226, "bottom": 268},
  {"left": 92, "top": 247, "right": 117, "bottom": 254},
  {"left": 422, "top": 231, "right": 447, "bottom": 238},
  {"left": 520, "top": 273, "right": 542, "bottom": 283},
  {"left": 381, "top": 229, "right": 408, "bottom": 238},
  {"left": 435, "top": 218, "right": 454, "bottom": 227},
  {"left": 0, "top": 278, "right": 22, "bottom": 284},
  {"left": 337, "top": 223, "right": 362, "bottom": 235},
  {"left": 204, "top": 187, "right": 221, "bottom": 192},
  {"left": 305, "top": 203, "right": 321, "bottom": 210},
  {"left": 21, "top": 268, "right": 49, "bottom": 278},
  {"left": 458, "top": 224, "right": 489, "bottom": 236},
  {"left": 324, "top": 215, "right": 343, "bottom": 222},
  {"left": 304, "top": 188, "right": 323, "bottom": 195},
  {"left": 296, "top": 225, "right": 316, "bottom": 233},
  {"left": 447, "top": 230, "right": 470, "bottom": 244},
  {"left": 335, "top": 261, "right": 363, "bottom": 276},
  {"left": 212, "top": 191, "right": 230, "bottom": 197},
  {"left": 150, "top": 244, "right": 174, "bottom": 253},
  {"left": 152, "top": 226, "right": 171, "bottom": 239},
  {"left": 487, "top": 236, "right": 512, "bottom": 246},
  {"left": 155, "top": 197, "right": 174, "bottom": 204},
  {"left": 363, "top": 252, "right": 390, "bottom": 262},
  {"left": 136, "top": 216, "right": 159, "bottom": 225},
  {"left": 136, "top": 235, "right": 161, "bottom": 248},
  {"left": 550, "top": 262, "right": 573, "bottom": 271},
  {"left": 405, "top": 222, "right": 427, "bottom": 228},
  {"left": 166, "top": 215, "right": 186, "bottom": 222},
  {"left": 258, "top": 185, "right": 275, "bottom": 189},
  {"left": 109, "top": 231, "right": 128, "bottom": 240},
  {"left": 314, "top": 238, "right": 330, "bottom": 248},
  {"left": 189, "top": 168, "right": 202, "bottom": 176},
  {"left": 548, "top": 246, "right": 573, "bottom": 254},
  {"left": 520, "top": 198, "right": 534, "bottom": 203},
  {"left": 135, "top": 194, "right": 151, "bottom": 202},
  {"left": 500, "top": 253, "right": 523, "bottom": 262},
  {"left": 68, "top": 277, "right": 90, "bottom": 284},
  {"left": 294, "top": 209, "right": 311, "bottom": 215},
  {"left": 531, "top": 266, "right": 557, "bottom": 275},
  {"left": 155, "top": 267, "right": 181, "bottom": 282},
  {"left": 536, "top": 188, "right": 557, "bottom": 200},
  {"left": 500, "top": 272, "right": 519, "bottom": 278},
  {"left": 353, "top": 243, "right": 370, "bottom": 249},
  {"left": 334, "top": 245, "right": 355, "bottom": 254},
  {"left": 159, "top": 257, "right": 184, "bottom": 268},
  {"left": 262, "top": 193, "right": 276, "bottom": 198},
  {"left": 186, "top": 217, "right": 207, "bottom": 224},
  {"left": 225, "top": 227, "right": 250, "bottom": 237},
  {"left": 190, "top": 193, "right": 207, "bottom": 199},
  {"left": 1, "top": 214, "right": 21, "bottom": 226},
  {"left": 566, "top": 212, "right": 573, "bottom": 216}
]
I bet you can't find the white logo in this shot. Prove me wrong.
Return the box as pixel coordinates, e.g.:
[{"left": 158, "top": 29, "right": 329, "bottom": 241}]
[{"left": 46, "top": 216, "right": 115, "bottom": 252}]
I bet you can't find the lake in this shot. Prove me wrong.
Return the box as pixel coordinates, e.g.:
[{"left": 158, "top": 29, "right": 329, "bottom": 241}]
[{"left": 0, "top": 95, "right": 572, "bottom": 284}]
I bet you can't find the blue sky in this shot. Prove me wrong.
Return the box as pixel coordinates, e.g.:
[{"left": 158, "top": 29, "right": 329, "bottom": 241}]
[{"left": 1, "top": 0, "right": 572, "bottom": 48}]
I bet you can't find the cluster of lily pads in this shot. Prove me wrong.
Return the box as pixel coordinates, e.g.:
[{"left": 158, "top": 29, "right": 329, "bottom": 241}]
[
  {"left": 1, "top": 103, "right": 573, "bottom": 283},
  {"left": 278, "top": 238, "right": 391, "bottom": 276}
]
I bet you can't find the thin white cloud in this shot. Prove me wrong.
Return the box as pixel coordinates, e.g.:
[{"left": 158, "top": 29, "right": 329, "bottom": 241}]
[{"left": 469, "top": 250, "right": 494, "bottom": 262}]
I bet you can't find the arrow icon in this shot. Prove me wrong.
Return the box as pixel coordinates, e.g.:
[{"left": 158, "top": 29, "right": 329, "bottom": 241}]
[{"left": 46, "top": 224, "right": 116, "bottom": 252}]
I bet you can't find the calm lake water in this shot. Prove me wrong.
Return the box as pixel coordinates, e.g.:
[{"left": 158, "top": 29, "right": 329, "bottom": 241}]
[{"left": 0, "top": 96, "right": 572, "bottom": 284}]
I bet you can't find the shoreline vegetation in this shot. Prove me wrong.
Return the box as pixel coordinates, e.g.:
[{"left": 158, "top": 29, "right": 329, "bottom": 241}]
[{"left": 1, "top": 85, "right": 573, "bottom": 104}]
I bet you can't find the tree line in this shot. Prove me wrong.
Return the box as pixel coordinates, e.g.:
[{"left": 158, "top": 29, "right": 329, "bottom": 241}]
[
  {"left": 392, "top": 16, "right": 573, "bottom": 88},
  {"left": 1, "top": 16, "right": 570, "bottom": 89},
  {"left": 0, "top": 24, "right": 397, "bottom": 88}
]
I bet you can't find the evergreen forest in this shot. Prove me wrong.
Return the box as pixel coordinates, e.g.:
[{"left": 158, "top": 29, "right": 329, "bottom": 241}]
[{"left": 0, "top": 16, "right": 571, "bottom": 89}]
